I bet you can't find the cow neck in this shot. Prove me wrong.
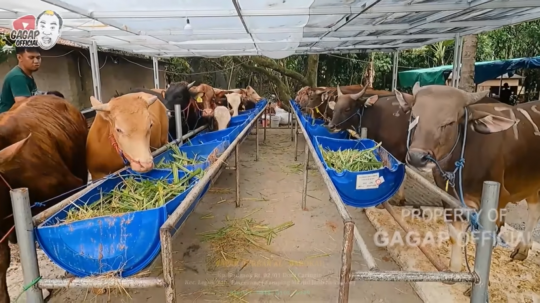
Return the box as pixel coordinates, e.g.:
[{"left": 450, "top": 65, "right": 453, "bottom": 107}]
[
  {"left": 406, "top": 107, "right": 470, "bottom": 225},
  {"left": 108, "top": 133, "right": 132, "bottom": 166}
]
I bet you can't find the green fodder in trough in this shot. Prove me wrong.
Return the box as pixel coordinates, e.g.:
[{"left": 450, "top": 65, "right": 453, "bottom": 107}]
[
  {"left": 319, "top": 142, "right": 384, "bottom": 173},
  {"left": 61, "top": 168, "right": 204, "bottom": 224},
  {"left": 155, "top": 144, "right": 204, "bottom": 173}
]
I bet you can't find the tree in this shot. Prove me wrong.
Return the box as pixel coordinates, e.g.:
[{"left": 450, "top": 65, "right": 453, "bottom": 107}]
[{"left": 459, "top": 35, "right": 478, "bottom": 93}]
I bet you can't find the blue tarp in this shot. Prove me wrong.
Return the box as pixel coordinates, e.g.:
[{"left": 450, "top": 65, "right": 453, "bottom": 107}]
[{"left": 398, "top": 56, "right": 540, "bottom": 88}]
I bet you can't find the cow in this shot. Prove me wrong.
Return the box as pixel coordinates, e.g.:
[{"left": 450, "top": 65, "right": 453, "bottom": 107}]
[
  {"left": 213, "top": 106, "right": 232, "bottom": 130},
  {"left": 394, "top": 82, "right": 539, "bottom": 273},
  {"left": 0, "top": 95, "right": 88, "bottom": 303},
  {"left": 86, "top": 92, "right": 169, "bottom": 180},
  {"left": 189, "top": 83, "right": 218, "bottom": 118},
  {"left": 46, "top": 91, "right": 64, "bottom": 98},
  {"left": 162, "top": 81, "right": 203, "bottom": 139},
  {"left": 225, "top": 93, "right": 244, "bottom": 117}
]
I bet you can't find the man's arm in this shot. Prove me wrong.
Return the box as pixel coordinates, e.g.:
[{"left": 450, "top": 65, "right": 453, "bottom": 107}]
[{"left": 10, "top": 75, "right": 32, "bottom": 103}]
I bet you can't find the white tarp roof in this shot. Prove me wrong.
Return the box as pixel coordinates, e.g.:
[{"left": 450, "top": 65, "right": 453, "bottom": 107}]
[{"left": 1, "top": 0, "right": 540, "bottom": 58}]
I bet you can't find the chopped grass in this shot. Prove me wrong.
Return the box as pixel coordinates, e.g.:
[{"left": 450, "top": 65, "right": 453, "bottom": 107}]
[
  {"left": 198, "top": 217, "right": 294, "bottom": 270},
  {"left": 156, "top": 144, "right": 204, "bottom": 173},
  {"left": 319, "top": 142, "right": 384, "bottom": 172},
  {"left": 61, "top": 168, "right": 204, "bottom": 223}
]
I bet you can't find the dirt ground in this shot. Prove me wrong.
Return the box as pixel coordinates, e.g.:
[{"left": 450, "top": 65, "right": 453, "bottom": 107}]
[
  {"left": 10, "top": 128, "right": 418, "bottom": 303},
  {"left": 7, "top": 126, "right": 536, "bottom": 302}
]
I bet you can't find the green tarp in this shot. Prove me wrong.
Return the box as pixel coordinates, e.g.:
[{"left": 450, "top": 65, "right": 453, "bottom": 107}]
[{"left": 398, "top": 56, "right": 540, "bottom": 88}]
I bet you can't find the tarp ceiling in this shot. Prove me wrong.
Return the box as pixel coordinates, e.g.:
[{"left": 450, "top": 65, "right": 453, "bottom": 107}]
[
  {"left": 399, "top": 56, "right": 540, "bottom": 87},
  {"left": 1, "top": 0, "right": 540, "bottom": 58}
]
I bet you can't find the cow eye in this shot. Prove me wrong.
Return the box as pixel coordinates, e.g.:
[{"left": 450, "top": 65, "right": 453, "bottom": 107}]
[
  {"left": 150, "top": 122, "right": 154, "bottom": 128},
  {"left": 116, "top": 128, "right": 123, "bottom": 133}
]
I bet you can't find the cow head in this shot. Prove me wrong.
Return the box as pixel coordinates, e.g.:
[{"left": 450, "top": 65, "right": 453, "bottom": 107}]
[
  {"left": 395, "top": 82, "right": 516, "bottom": 172},
  {"left": 163, "top": 81, "right": 195, "bottom": 112},
  {"left": 189, "top": 84, "right": 216, "bottom": 117},
  {"left": 245, "top": 86, "right": 262, "bottom": 102},
  {"left": 304, "top": 88, "right": 329, "bottom": 110},
  {"left": 326, "top": 85, "right": 370, "bottom": 132},
  {"left": 91, "top": 93, "right": 158, "bottom": 173},
  {"left": 295, "top": 87, "right": 311, "bottom": 108},
  {"left": 214, "top": 90, "right": 233, "bottom": 107}
]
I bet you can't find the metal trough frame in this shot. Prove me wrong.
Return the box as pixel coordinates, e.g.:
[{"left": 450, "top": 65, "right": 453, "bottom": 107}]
[
  {"left": 10, "top": 105, "right": 268, "bottom": 303},
  {"left": 291, "top": 107, "right": 499, "bottom": 303}
]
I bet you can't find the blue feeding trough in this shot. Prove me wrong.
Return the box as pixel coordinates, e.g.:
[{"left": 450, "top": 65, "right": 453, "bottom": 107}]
[
  {"left": 314, "top": 136, "right": 405, "bottom": 208},
  {"left": 180, "top": 140, "right": 226, "bottom": 159},
  {"left": 304, "top": 117, "right": 348, "bottom": 142},
  {"left": 152, "top": 149, "right": 209, "bottom": 172},
  {"left": 238, "top": 108, "right": 256, "bottom": 116},
  {"left": 230, "top": 114, "right": 250, "bottom": 126},
  {"left": 190, "top": 126, "right": 239, "bottom": 149},
  {"left": 36, "top": 169, "right": 201, "bottom": 277}
]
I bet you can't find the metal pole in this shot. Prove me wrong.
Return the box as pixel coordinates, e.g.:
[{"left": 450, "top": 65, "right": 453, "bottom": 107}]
[
  {"left": 360, "top": 127, "right": 368, "bottom": 139},
  {"left": 235, "top": 143, "right": 241, "bottom": 208},
  {"left": 294, "top": 116, "right": 299, "bottom": 161},
  {"left": 338, "top": 221, "right": 355, "bottom": 303},
  {"left": 10, "top": 188, "right": 44, "bottom": 303},
  {"left": 255, "top": 119, "right": 259, "bottom": 161},
  {"left": 351, "top": 271, "right": 476, "bottom": 283},
  {"left": 89, "top": 41, "right": 102, "bottom": 101},
  {"left": 152, "top": 57, "right": 160, "bottom": 89},
  {"left": 451, "top": 33, "right": 463, "bottom": 88},
  {"left": 301, "top": 142, "right": 309, "bottom": 211},
  {"left": 39, "top": 277, "right": 165, "bottom": 289},
  {"left": 391, "top": 51, "right": 399, "bottom": 91},
  {"left": 290, "top": 111, "right": 293, "bottom": 141},
  {"left": 159, "top": 229, "right": 176, "bottom": 303},
  {"left": 471, "top": 181, "right": 500, "bottom": 303},
  {"left": 174, "top": 104, "right": 183, "bottom": 143},
  {"left": 263, "top": 105, "right": 267, "bottom": 142}
]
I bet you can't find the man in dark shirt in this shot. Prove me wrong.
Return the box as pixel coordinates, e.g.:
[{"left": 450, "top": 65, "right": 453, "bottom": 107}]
[{"left": 0, "top": 47, "right": 41, "bottom": 113}]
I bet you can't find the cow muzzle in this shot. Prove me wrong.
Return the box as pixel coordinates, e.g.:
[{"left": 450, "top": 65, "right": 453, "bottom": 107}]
[
  {"left": 325, "top": 123, "right": 339, "bottom": 133},
  {"left": 406, "top": 148, "right": 435, "bottom": 172},
  {"left": 130, "top": 159, "right": 154, "bottom": 173},
  {"left": 202, "top": 109, "right": 214, "bottom": 117}
]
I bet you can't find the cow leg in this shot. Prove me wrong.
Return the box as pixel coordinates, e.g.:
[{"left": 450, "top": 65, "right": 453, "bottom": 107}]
[
  {"left": 0, "top": 240, "right": 10, "bottom": 303},
  {"left": 447, "top": 220, "right": 467, "bottom": 273},
  {"left": 511, "top": 192, "right": 540, "bottom": 261}
]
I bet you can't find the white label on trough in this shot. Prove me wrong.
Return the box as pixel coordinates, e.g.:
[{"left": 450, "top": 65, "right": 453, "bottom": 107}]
[{"left": 356, "top": 173, "right": 383, "bottom": 190}]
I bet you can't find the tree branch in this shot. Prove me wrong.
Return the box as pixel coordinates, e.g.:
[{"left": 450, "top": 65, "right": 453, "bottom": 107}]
[{"left": 250, "top": 56, "right": 309, "bottom": 86}]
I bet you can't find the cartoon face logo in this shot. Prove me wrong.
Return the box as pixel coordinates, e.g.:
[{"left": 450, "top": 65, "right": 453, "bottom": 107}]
[{"left": 35, "top": 10, "right": 63, "bottom": 50}]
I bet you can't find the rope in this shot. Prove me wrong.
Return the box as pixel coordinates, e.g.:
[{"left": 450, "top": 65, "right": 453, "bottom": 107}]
[{"left": 13, "top": 276, "right": 42, "bottom": 302}]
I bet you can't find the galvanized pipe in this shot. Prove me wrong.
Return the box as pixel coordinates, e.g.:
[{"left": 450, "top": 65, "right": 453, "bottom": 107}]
[
  {"left": 292, "top": 109, "right": 379, "bottom": 271},
  {"left": 235, "top": 143, "right": 241, "bottom": 208},
  {"left": 255, "top": 119, "right": 259, "bottom": 161},
  {"left": 174, "top": 104, "right": 183, "bottom": 143},
  {"left": 360, "top": 127, "right": 368, "bottom": 139},
  {"left": 290, "top": 111, "right": 294, "bottom": 141},
  {"left": 351, "top": 270, "right": 476, "bottom": 283},
  {"left": 471, "top": 181, "right": 499, "bottom": 303},
  {"left": 160, "top": 228, "right": 176, "bottom": 303},
  {"left": 263, "top": 104, "right": 267, "bottom": 141},
  {"left": 338, "top": 221, "right": 355, "bottom": 303},
  {"left": 10, "top": 188, "right": 44, "bottom": 303},
  {"left": 294, "top": 116, "right": 299, "bottom": 161},
  {"left": 301, "top": 142, "right": 309, "bottom": 211},
  {"left": 383, "top": 202, "right": 447, "bottom": 271},
  {"left": 32, "top": 125, "right": 206, "bottom": 226},
  {"left": 39, "top": 277, "right": 166, "bottom": 289},
  {"left": 162, "top": 107, "right": 265, "bottom": 231}
]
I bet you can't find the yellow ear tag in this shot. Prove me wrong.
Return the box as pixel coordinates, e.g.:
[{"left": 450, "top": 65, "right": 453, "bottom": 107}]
[
  {"left": 315, "top": 107, "right": 321, "bottom": 114},
  {"left": 196, "top": 96, "right": 203, "bottom": 103},
  {"left": 445, "top": 180, "right": 449, "bottom": 192}
]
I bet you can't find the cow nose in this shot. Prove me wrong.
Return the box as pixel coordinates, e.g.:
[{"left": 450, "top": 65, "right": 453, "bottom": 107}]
[
  {"left": 407, "top": 149, "right": 432, "bottom": 168},
  {"left": 131, "top": 159, "right": 154, "bottom": 173}
]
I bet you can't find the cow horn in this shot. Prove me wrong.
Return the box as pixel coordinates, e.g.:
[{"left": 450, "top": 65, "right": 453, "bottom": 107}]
[
  {"left": 465, "top": 90, "right": 490, "bottom": 105},
  {"left": 412, "top": 82, "right": 422, "bottom": 96},
  {"left": 336, "top": 85, "right": 343, "bottom": 97},
  {"left": 187, "top": 81, "right": 196, "bottom": 88},
  {"left": 145, "top": 95, "right": 158, "bottom": 107},
  {"left": 90, "top": 96, "right": 110, "bottom": 112},
  {"left": 351, "top": 85, "right": 368, "bottom": 101}
]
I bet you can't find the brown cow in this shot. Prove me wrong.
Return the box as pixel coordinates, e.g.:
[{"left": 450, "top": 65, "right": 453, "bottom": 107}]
[
  {"left": 0, "top": 95, "right": 88, "bottom": 302},
  {"left": 86, "top": 92, "right": 169, "bottom": 180},
  {"left": 394, "top": 83, "right": 539, "bottom": 273},
  {"left": 189, "top": 84, "right": 217, "bottom": 117}
]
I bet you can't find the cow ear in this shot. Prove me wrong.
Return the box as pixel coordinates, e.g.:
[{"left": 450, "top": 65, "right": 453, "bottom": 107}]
[
  {"left": 315, "top": 89, "right": 325, "bottom": 95},
  {"left": 328, "top": 101, "right": 336, "bottom": 110},
  {"left": 0, "top": 134, "right": 31, "bottom": 165},
  {"left": 468, "top": 108, "right": 516, "bottom": 134},
  {"left": 364, "top": 95, "right": 379, "bottom": 107},
  {"left": 394, "top": 90, "right": 414, "bottom": 113}
]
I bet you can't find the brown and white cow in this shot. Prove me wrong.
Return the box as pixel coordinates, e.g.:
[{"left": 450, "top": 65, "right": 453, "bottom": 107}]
[
  {"left": 0, "top": 95, "right": 89, "bottom": 302},
  {"left": 86, "top": 92, "right": 169, "bottom": 180},
  {"left": 394, "top": 83, "right": 540, "bottom": 273},
  {"left": 189, "top": 83, "right": 217, "bottom": 117}
]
